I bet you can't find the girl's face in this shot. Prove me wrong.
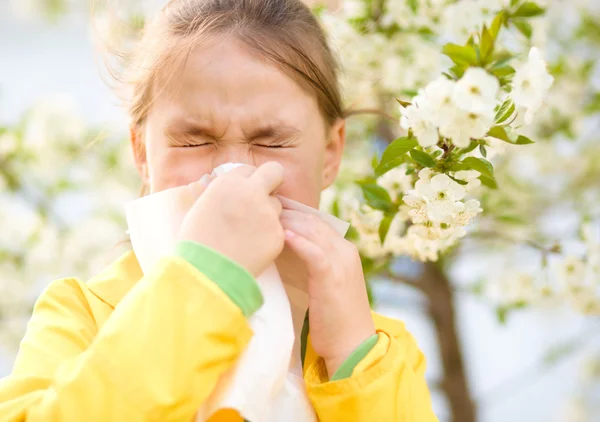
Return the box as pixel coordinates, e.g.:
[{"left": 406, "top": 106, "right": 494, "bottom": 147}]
[{"left": 131, "top": 37, "right": 345, "bottom": 208}]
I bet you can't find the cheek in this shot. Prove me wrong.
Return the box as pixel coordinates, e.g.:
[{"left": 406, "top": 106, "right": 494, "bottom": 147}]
[
  {"left": 147, "top": 148, "right": 213, "bottom": 192},
  {"left": 275, "top": 152, "right": 324, "bottom": 208}
]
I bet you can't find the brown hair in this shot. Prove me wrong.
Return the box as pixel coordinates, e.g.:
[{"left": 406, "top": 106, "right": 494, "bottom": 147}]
[{"left": 105, "top": 0, "right": 344, "bottom": 130}]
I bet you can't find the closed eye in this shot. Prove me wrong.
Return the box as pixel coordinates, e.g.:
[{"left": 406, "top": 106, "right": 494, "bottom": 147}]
[
  {"left": 180, "top": 143, "right": 212, "bottom": 148},
  {"left": 254, "top": 143, "right": 286, "bottom": 148}
]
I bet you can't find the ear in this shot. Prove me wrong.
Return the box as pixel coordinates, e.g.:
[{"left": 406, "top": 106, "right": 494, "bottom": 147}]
[
  {"left": 322, "top": 118, "right": 346, "bottom": 190},
  {"left": 129, "top": 125, "right": 149, "bottom": 184}
]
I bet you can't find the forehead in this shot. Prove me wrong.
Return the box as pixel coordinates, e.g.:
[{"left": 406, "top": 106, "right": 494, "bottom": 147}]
[{"left": 152, "top": 36, "right": 323, "bottom": 128}]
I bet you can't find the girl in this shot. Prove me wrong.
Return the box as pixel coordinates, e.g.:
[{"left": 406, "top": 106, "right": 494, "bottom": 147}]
[{"left": 0, "top": 0, "right": 437, "bottom": 420}]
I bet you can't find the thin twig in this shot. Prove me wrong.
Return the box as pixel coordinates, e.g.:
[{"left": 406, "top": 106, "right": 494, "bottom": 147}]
[
  {"left": 468, "top": 230, "right": 560, "bottom": 254},
  {"left": 345, "top": 108, "right": 400, "bottom": 123}
]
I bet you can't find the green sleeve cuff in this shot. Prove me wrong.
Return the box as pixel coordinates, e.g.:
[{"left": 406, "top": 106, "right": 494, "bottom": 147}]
[
  {"left": 174, "top": 241, "right": 263, "bottom": 317},
  {"left": 330, "top": 334, "right": 379, "bottom": 381}
]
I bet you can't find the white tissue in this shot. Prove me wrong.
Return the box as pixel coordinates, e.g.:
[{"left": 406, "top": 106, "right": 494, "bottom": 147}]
[{"left": 125, "top": 163, "right": 349, "bottom": 422}]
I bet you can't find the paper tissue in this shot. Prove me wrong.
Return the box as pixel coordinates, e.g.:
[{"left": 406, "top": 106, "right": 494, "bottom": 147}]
[{"left": 125, "top": 163, "right": 349, "bottom": 422}]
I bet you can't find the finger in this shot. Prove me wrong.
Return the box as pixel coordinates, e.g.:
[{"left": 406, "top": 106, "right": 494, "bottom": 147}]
[
  {"left": 251, "top": 161, "right": 285, "bottom": 194},
  {"left": 284, "top": 229, "right": 330, "bottom": 277},
  {"left": 188, "top": 174, "right": 214, "bottom": 198},
  {"left": 280, "top": 209, "right": 340, "bottom": 243},
  {"left": 269, "top": 195, "right": 283, "bottom": 216}
]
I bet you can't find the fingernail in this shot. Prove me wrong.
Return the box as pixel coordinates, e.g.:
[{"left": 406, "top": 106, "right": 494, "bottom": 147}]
[{"left": 285, "top": 229, "right": 296, "bottom": 240}]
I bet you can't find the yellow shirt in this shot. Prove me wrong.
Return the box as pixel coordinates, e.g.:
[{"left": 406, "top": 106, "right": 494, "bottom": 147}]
[{"left": 0, "top": 252, "right": 438, "bottom": 421}]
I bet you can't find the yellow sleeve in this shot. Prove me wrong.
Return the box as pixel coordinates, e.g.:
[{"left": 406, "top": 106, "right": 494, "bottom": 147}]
[
  {"left": 0, "top": 257, "right": 253, "bottom": 422},
  {"left": 305, "top": 327, "right": 438, "bottom": 422}
]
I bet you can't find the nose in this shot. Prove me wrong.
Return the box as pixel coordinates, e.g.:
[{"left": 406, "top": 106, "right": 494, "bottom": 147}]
[{"left": 212, "top": 143, "right": 256, "bottom": 170}]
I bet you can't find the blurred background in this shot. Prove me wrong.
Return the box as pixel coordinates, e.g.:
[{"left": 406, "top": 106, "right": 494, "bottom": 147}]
[{"left": 1, "top": 1, "right": 599, "bottom": 421}]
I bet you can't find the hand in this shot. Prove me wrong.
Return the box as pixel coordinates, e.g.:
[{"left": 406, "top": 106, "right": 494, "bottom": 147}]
[
  {"left": 280, "top": 209, "right": 375, "bottom": 377},
  {"left": 179, "top": 162, "right": 285, "bottom": 277}
]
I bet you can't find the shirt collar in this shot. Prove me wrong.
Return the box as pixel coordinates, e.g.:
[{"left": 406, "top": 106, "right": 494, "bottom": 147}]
[{"left": 87, "top": 251, "right": 143, "bottom": 308}]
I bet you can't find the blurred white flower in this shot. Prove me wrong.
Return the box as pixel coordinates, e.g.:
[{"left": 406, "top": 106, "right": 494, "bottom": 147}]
[
  {"left": 417, "top": 174, "right": 466, "bottom": 223},
  {"left": 424, "top": 77, "right": 456, "bottom": 126},
  {"left": 0, "top": 133, "right": 18, "bottom": 157},
  {"left": 400, "top": 97, "right": 439, "bottom": 148},
  {"left": 377, "top": 165, "right": 413, "bottom": 202},
  {"left": 512, "top": 47, "right": 554, "bottom": 124},
  {"left": 25, "top": 224, "right": 62, "bottom": 273},
  {"left": 23, "top": 96, "right": 85, "bottom": 151},
  {"left": 62, "top": 217, "right": 126, "bottom": 278},
  {"left": 557, "top": 256, "right": 586, "bottom": 289},
  {"left": 0, "top": 195, "right": 42, "bottom": 251},
  {"left": 454, "top": 170, "right": 482, "bottom": 191},
  {"left": 349, "top": 208, "right": 386, "bottom": 258},
  {"left": 341, "top": 0, "right": 366, "bottom": 19},
  {"left": 453, "top": 68, "right": 499, "bottom": 114},
  {"left": 486, "top": 271, "right": 538, "bottom": 306},
  {"left": 403, "top": 193, "right": 429, "bottom": 224},
  {"left": 440, "top": 107, "right": 495, "bottom": 148},
  {"left": 452, "top": 199, "right": 483, "bottom": 227},
  {"left": 441, "top": 0, "right": 493, "bottom": 42}
]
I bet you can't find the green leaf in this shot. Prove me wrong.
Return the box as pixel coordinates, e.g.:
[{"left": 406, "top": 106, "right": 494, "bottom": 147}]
[
  {"left": 479, "top": 174, "right": 498, "bottom": 189},
  {"left": 480, "top": 25, "right": 495, "bottom": 63},
  {"left": 496, "top": 307, "right": 508, "bottom": 325},
  {"left": 410, "top": 149, "right": 436, "bottom": 168},
  {"left": 512, "top": 20, "right": 533, "bottom": 39},
  {"left": 374, "top": 137, "right": 418, "bottom": 177},
  {"left": 360, "top": 183, "right": 393, "bottom": 211},
  {"left": 408, "top": 0, "right": 418, "bottom": 13},
  {"left": 495, "top": 98, "right": 515, "bottom": 123},
  {"left": 461, "top": 156, "right": 494, "bottom": 177},
  {"left": 449, "top": 64, "right": 465, "bottom": 79},
  {"left": 401, "top": 89, "right": 419, "bottom": 98},
  {"left": 487, "top": 125, "right": 512, "bottom": 142},
  {"left": 513, "top": 2, "right": 546, "bottom": 18},
  {"left": 490, "top": 52, "right": 514, "bottom": 70},
  {"left": 490, "top": 12, "right": 505, "bottom": 40},
  {"left": 332, "top": 198, "right": 340, "bottom": 218},
  {"left": 497, "top": 215, "right": 526, "bottom": 224},
  {"left": 449, "top": 175, "right": 468, "bottom": 186},
  {"left": 515, "top": 135, "right": 535, "bottom": 144},
  {"left": 431, "top": 150, "right": 443, "bottom": 159},
  {"left": 371, "top": 154, "right": 379, "bottom": 170},
  {"left": 459, "top": 141, "right": 481, "bottom": 154},
  {"left": 442, "top": 43, "right": 478, "bottom": 67},
  {"left": 479, "top": 144, "right": 488, "bottom": 158},
  {"left": 379, "top": 212, "right": 396, "bottom": 244},
  {"left": 492, "top": 65, "right": 516, "bottom": 79},
  {"left": 395, "top": 98, "right": 412, "bottom": 108}
]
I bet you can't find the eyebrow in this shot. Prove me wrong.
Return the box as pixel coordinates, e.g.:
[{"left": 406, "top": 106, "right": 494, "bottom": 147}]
[{"left": 166, "top": 118, "right": 301, "bottom": 142}]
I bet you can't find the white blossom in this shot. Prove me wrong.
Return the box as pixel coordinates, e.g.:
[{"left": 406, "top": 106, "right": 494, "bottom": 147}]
[
  {"left": 512, "top": 47, "right": 554, "bottom": 124},
  {"left": 452, "top": 199, "right": 483, "bottom": 227},
  {"left": 439, "top": 107, "right": 495, "bottom": 148},
  {"left": 557, "top": 256, "right": 586, "bottom": 289},
  {"left": 341, "top": 0, "right": 366, "bottom": 19},
  {"left": 453, "top": 67, "right": 499, "bottom": 114},
  {"left": 403, "top": 193, "right": 429, "bottom": 224},
  {"left": 454, "top": 170, "right": 482, "bottom": 191},
  {"left": 424, "top": 77, "right": 456, "bottom": 127},
  {"left": 417, "top": 174, "right": 466, "bottom": 223},
  {"left": 400, "top": 97, "right": 439, "bottom": 148},
  {"left": 0, "top": 133, "right": 18, "bottom": 157},
  {"left": 0, "top": 195, "right": 42, "bottom": 251},
  {"left": 376, "top": 165, "right": 413, "bottom": 202},
  {"left": 486, "top": 271, "right": 538, "bottom": 306}
]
